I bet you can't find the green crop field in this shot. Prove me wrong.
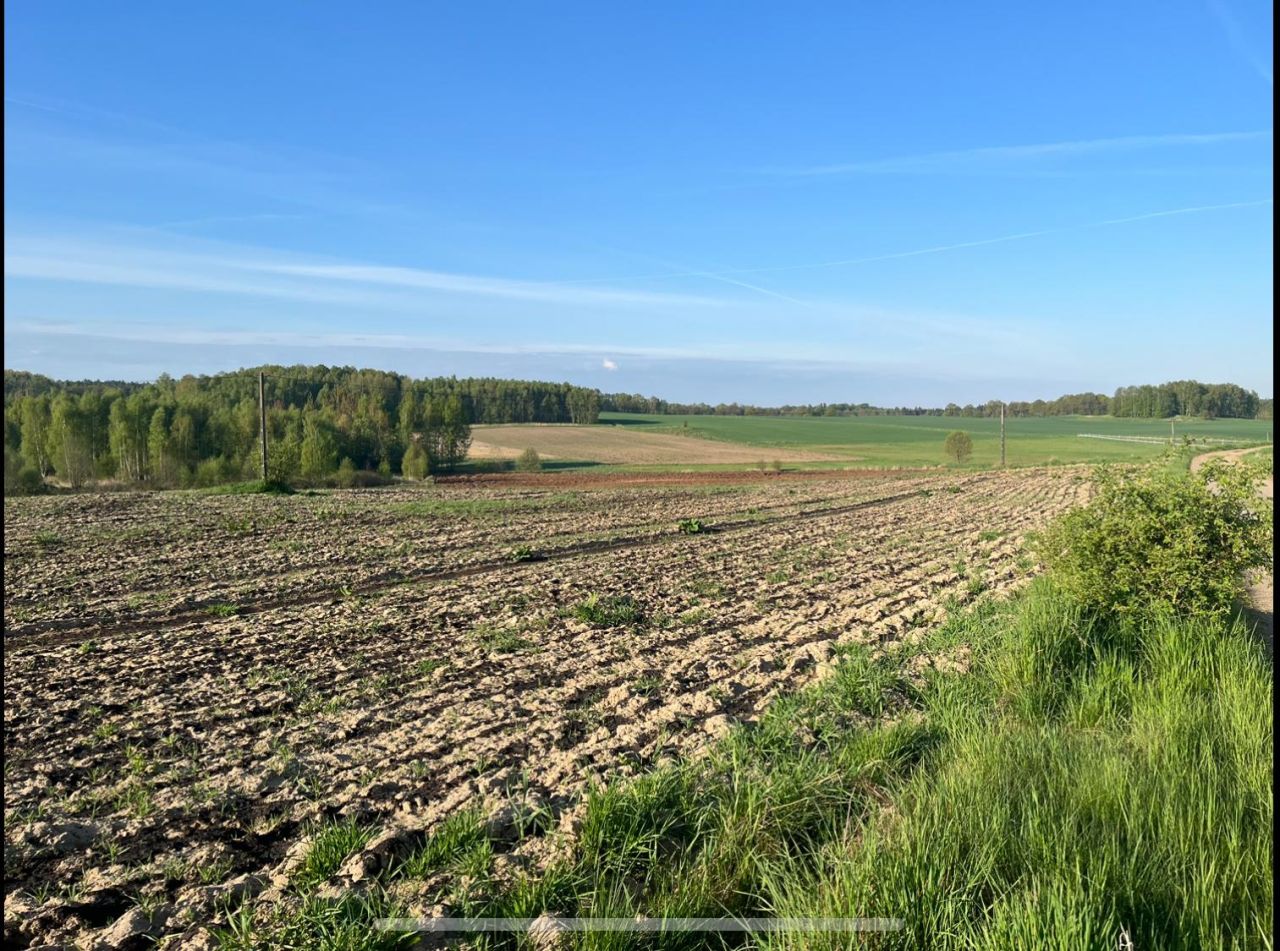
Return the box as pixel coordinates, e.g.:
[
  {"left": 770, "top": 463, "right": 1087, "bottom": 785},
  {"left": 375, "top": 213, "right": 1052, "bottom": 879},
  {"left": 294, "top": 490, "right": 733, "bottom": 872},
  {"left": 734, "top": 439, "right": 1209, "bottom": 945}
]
[{"left": 598, "top": 412, "right": 1274, "bottom": 468}]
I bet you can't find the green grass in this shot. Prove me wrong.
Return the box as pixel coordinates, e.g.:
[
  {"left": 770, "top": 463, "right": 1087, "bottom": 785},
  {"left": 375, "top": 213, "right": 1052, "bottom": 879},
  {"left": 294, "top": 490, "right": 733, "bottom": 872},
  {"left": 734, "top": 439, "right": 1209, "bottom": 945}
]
[
  {"left": 407, "top": 582, "right": 1268, "bottom": 950},
  {"left": 597, "top": 412, "right": 1273, "bottom": 469},
  {"left": 291, "top": 818, "right": 379, "bottom": 890}
]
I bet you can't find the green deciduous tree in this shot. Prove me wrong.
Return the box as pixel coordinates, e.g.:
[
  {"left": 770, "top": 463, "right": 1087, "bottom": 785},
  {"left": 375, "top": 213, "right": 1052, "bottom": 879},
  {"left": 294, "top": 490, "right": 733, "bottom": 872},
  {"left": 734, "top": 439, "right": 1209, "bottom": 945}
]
[{"left": 944, "top": 431, "right": 973, "bottom": 464}]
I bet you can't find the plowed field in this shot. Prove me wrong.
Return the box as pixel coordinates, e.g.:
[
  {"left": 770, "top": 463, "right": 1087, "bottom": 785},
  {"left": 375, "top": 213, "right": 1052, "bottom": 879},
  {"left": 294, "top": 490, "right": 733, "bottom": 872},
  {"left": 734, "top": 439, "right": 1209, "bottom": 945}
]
[{"left": 3, "top": 467, "right": 1091, "bottom": 947}]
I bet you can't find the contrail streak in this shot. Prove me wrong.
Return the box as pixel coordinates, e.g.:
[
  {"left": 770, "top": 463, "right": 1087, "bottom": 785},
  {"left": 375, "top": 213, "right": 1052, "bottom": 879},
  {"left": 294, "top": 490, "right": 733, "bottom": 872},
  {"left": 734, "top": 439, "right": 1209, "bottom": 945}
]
[{"left": 549, "top": 199, "right": 1273, "bottom": 287}]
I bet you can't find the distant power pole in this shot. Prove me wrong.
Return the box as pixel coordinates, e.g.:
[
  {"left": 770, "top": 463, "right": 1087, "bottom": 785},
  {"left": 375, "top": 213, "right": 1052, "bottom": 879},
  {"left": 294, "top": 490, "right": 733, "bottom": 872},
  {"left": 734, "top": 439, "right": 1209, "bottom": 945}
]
[
  {"left": 1000, "top": 402, "right": 1006, "bottom": 467},
  {"left": 258, "top": 371, "right": 269, "bottom": 481}
]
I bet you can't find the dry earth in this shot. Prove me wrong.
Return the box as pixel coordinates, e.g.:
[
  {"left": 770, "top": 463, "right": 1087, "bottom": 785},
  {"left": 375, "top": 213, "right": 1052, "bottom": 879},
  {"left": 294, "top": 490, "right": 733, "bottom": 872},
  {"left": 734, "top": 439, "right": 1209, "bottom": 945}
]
[
  {"left": 3, "top": 467, "right": 1091, "bottom": 947},
  {"left": 467, "top": 423, "right": 851, "bottom": 465}
]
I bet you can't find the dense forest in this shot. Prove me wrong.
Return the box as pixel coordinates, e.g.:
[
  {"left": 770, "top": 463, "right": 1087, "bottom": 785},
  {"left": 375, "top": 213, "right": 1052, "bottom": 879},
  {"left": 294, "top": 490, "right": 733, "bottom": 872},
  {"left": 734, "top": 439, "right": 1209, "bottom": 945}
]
[
  {"left": 4, "top": 367, "right": 600, "bottom": 492},
  {"left": 603, "top": 381, "right": 1269, "bottom": 421},
  {"left": 2, "top": 366, "right": 1269, "bottom": 494}
]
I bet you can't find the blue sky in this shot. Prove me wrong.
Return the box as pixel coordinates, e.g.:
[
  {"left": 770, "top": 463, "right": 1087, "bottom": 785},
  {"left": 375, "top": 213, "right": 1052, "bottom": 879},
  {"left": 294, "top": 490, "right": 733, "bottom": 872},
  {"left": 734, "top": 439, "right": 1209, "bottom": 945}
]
[{"left": 4, "top": 1, "right": 1273, "bottom": 405}]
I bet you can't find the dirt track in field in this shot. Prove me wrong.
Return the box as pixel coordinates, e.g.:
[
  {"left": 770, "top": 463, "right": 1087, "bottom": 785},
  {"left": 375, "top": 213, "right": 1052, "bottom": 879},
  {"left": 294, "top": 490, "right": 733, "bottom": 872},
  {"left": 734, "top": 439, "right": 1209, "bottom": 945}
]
[
  {"left": 468, "top": 423, "right": 851, "bottom": 465},
  {"left": 3, "top": 467, "right": 1091, "bottom": 947}
]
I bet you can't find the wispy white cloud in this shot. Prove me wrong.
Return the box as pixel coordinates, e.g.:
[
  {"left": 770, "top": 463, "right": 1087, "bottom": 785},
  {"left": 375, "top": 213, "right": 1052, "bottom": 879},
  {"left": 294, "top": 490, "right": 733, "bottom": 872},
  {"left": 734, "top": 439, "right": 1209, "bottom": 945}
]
[
  {"left": 765, "top": 130, "right": 1273, "bottom": 176},
  {"left": 244, "top": 261, "right": 725, "bottom": 307},
  {"left": 6, "top": 319, "right": 1063, "bottom": 376},
  {"left": 3, "top": 234, "right": 728, "bottom": 309}
]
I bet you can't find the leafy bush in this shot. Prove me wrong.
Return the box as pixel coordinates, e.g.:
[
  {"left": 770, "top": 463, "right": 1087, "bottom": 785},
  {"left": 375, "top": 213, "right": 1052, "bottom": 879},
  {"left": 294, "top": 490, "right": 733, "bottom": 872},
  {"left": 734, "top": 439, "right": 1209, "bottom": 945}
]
[
  {"left": 677, "top": 518, "right": 706, "bottom": 535},
  {"left": 516, "top": 447, "right": 543, "bottom": 472},
  {"left": 507, "top": 544, "right": 539, "bottom": 563},
  {"left": 1037, "top": 462, "right": 1272, "bottom": 619},
  {"left": 14, "top": 466, "right": 46, "bottom": 496},
  {"left": 944, "top": 430, "right": 973, "bottom": 463}
]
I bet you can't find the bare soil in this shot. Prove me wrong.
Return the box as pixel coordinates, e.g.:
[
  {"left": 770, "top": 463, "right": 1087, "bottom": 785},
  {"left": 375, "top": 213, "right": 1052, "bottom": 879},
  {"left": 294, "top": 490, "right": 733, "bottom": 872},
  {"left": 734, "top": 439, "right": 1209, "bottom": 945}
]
[
  {"left": 3, "top": 467, "right": 1091, "bottom": 947},
  {"left": 467, "top": 423, "right": 851, "bottom": 465}
]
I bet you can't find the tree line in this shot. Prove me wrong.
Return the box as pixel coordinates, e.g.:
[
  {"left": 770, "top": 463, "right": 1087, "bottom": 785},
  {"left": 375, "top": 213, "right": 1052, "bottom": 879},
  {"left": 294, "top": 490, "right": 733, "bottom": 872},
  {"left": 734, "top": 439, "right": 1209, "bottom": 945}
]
[
  {"left": 603, "top": 380, "right": 1269, "bottom": 420},
  {"left": 4, "top": 367, "right": 601, "bottom": 492},
  {"left": 4, "top": 366, "right": 1267, "bottom": 494}
]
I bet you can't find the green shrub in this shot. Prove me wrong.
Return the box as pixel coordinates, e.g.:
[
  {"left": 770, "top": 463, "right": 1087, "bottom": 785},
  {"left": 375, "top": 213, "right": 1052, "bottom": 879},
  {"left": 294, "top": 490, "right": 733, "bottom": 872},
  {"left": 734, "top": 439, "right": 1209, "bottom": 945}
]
[
  {"left": 516, "top": 447, "right": 543, "bottom": 472},
  {"left": 1037, "top": 462, "right": 1272, "bottom": 619},
  {"left": 944, "top": 430, "right": 973, "bottom": 463},
  {"left": 508, "top": 544, "right": 539, "bottom": 563},
  {"left": 677, "top": 518, "right": 706, "bottom": 535},
  {"left": 15, "top": 466, "right": 46, "bottom": 495}
]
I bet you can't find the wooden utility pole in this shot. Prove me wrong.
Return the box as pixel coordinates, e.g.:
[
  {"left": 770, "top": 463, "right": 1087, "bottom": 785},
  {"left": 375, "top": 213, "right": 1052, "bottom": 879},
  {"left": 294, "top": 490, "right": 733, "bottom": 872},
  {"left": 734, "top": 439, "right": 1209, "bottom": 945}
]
[
  {"left": 1000, "top": 402, "right": 1006, "bottom": 467},
  {"left": 258, "top": 371, "right": 269, "bottom": 481}
]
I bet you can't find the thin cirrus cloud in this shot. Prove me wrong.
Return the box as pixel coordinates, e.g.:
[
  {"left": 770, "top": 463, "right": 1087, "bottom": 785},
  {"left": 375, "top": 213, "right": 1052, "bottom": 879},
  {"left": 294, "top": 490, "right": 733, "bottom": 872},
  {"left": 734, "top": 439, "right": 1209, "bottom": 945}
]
[
  {"left": 3, "top": 235, "right": 730, "bottom": 310},
  {"left": 243, "top": 261, "right": 727, "bottom": 307},
  {"left": 763, "top": 130, "right": 1273, "bottom": 176}
]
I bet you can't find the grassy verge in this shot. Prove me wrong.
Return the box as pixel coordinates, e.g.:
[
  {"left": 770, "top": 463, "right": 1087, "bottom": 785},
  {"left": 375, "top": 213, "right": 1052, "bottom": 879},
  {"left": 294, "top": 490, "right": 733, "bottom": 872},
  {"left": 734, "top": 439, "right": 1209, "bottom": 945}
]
[{"left": 218, "top": 466, "right": 1273, "bottom": 949}]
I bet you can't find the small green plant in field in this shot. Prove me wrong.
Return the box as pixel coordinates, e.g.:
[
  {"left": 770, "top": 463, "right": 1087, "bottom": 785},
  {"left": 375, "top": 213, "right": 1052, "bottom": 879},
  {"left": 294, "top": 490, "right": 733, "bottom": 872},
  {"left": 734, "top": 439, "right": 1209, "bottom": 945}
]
[
  {"left": 571, "top": 593, "right": 644, "bottom": 627},
  {"left": 979, "top": 529, "right": 1003, "bottom": 541},
  {"left": 677, "top": 518, "right": 706, "bottom": 534},
  {"left": 78, "top": 640, "right": 98, "bottom": 655},
  {"left": 765, "top": 568, "right": 789, "bottom": 584},
  {"left": 195, "top": 856, "right": 236, "bottom": 885},
  {"left": 115, "top": 781, "right": 155, "bottom": 819},
  {"left": 474, "top": 624, "right": 536, "bottom": 654},
  {"left": 507, "top": 544, "right": 539, "bottom": 563},
  {"left": 952, "top": 558, "right": 968, "bottom": 579},
  {"left": 204, "top": 602, "right": 240, "bottom": 618},
  {"left": 33, "top": 530, "right": 62, "bottom": 548},
  {"left": 292, "top": 818, "right": 378, "bottom": 890},
  {"left": 632, "top": 674, "right": 663, "bottom": 696},
  {"left": 415, "top": 657, "right": 444, "bottom": 677}
]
